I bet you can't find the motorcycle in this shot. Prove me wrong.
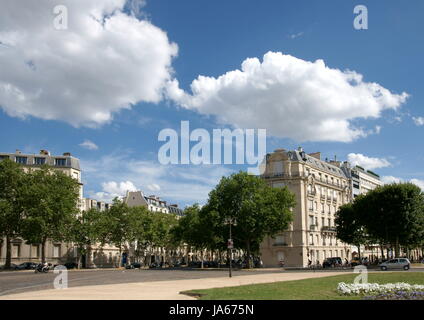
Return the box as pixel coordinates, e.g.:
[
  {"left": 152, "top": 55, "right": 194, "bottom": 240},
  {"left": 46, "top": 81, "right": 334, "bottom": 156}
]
[{"left": 34, "top": 263, "right": 50, "bottom": 273}]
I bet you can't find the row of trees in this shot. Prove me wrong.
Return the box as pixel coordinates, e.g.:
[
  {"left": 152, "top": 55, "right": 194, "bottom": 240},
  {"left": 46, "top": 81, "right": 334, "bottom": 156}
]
[
  {"left": 0, "top": 159, "right": 80, "bottom": 268},
  {"left": 335, "top": 183, "right": 424, "bottom": 259},
  {"left": 72, "top": 200, "right": 179, "bottom": 267},
  {"left": 0, "top": 158, "right": 179, "bottom": 269},
  {"left": 172, "top": 172, "right": 296, "bottom": 268}
]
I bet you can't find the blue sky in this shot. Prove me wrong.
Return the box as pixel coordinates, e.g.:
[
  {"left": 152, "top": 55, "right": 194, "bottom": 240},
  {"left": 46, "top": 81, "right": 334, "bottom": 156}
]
[{"left": 0, "top": 0, "right": 423, "bottom": 206}]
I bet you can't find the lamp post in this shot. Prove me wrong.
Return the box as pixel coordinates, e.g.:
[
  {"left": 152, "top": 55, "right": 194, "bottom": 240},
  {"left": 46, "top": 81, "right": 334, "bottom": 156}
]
[{"left": 224, "top": 217, "right": 237, "bottom": 278}]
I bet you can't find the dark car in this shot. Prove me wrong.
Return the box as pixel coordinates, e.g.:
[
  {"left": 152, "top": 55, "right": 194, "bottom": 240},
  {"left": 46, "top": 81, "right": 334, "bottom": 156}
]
[
  {"left": 125, "top": 262, "right": 142, "bottom": 269},
  {"left": 16, "top": 262, "right": 38, "bottom": 270},
  {"left": 323, "top": 257, "right": 342, "bottom": 268},
  {"left": 188, "top": 261, "right": 202, "bottom": 268},
  {"left": 64, "top": 262, "right": 78, "bottom": 269},
  {"left": 0, "top": 263, "right": 18, "bottom": 270}
]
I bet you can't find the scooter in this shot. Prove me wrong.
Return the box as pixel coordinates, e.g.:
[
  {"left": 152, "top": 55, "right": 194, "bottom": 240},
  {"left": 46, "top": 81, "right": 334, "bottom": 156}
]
[{"left": 34, "top": 263, "right": 50, "bottom": 273}]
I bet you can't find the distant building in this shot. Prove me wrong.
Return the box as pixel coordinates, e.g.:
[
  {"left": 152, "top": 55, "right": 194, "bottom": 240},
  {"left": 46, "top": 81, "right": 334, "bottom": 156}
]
[
  {"left": 339, "top": 163, "right": 383, "bottom": 199},
  {"left": 122, "top": 190, "right": 185, "bottom": 265},
  {"left": 338, "top": 162, "right": 383, "bottom": 260},
  {"left": 123, "top": 190, "right": 184, "bottom": 216}
]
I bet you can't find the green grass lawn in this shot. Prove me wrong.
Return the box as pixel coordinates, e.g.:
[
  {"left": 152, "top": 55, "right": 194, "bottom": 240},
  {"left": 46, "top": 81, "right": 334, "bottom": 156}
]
[{"left": 185, "top": 272, "right": 424, "bottom": 300}]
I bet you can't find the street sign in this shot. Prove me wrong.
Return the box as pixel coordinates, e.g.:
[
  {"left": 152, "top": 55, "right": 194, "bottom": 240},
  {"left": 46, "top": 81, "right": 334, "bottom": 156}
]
[{"left": 227, "top": 239, "right": 234, "bottom": 249}]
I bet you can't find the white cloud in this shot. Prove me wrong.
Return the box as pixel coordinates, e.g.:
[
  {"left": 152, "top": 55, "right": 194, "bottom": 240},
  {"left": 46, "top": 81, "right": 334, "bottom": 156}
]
[
  {"left": 91, "top": 180, "right": 137, "bottom": 202},
  {"left": 381, "top": 176, "right": 424, "bottom": 191},
  {"left": 347, "top": 153, "right": 391, "bottom": 170},
  {"left": 381, "top": 176, "right": 402, "bottom": 184},
  {"left": 0, "top": 0, "right": 177, "bottom": 127},
  {"left": 167, "top": 52, "right": 408, "bottom": 142},
  {"left": 410, "top": 179, "right": 424, "bottom": 190},
  {"left": 82, "top": 152, "right": 234, "bottom": 205},
  {"left": 289, "top": 32, "right": 304, "bottom": 39},
  {"left": 79, "top": 140, "right": 99, "bottom": 150},
  {"left": 413, "top": 117, "right": 424, "bottom": 126},
  {"left": 147, "top": 183, "right": 161, "bottom": 191}
]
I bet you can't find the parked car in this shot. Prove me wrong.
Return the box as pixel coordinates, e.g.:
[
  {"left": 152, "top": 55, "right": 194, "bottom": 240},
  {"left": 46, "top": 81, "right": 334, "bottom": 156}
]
[
  {"left": 350, "top": 257, "right": 361, "bottom": 267},
  {"left": 0, "top": 263, "right": 18, "bottom": 270},
  {"left": 16, "top": 262, "right": 38, "bottom": 270},
  {"left": 64, "top": 262, "right": 78, "bottom": 269},
  {"left": 149, "top": 262, "right": 161, "bottom": 268},
  {"left": 323, "top": 257, "right": 342, "bottom": 268},
  {"left": 188, "top": 261, "right": 202, "bottom": 268},
  {"left": 125, "top": 262, "right": 142, "bottom": 269},
  {"left": 379, "top": 258, "right": 411, "bottom": 271}
]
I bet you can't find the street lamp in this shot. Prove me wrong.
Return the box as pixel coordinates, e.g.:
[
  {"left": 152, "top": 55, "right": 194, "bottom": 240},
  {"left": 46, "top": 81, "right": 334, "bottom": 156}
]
[{"left": 224, "top": 217, "right": 237, "bottom": 278}]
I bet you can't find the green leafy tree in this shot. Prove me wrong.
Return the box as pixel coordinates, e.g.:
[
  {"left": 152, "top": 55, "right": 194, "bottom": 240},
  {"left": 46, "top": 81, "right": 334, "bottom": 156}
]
[
  {"left": 202, "top": 171, "right": 296, "bottom": 268},
  {"left": 172, "top": 204, "right": 217, "bottom": 250},
  {"left": 68, "top": 208, "right": 104, "bottom": 268},
  {"left": 127, "top": 205, "right": 153, "bottom": 264},
  {"left": 154, "top": 212, "right": 179, "bottom": 264},
  {"left": 20, "top": 166, "right": 80, "bottom": 263},
  {"left": 358, "top": 183, "right": 424, "bottom": 257},
  {"left": 0, "top": 159, "right": 27, "bottom": 269},
  {"left": 335, "top": 202, "right": 368, "bottom": 259},
  {"left": 101, "top": 198, "right": 131, "bottom": 267}
]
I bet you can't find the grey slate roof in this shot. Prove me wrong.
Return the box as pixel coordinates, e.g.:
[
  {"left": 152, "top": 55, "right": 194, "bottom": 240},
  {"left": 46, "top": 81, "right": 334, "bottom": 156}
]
[{"left": 287, "top": 149, "right": 347, "bottom": 179}]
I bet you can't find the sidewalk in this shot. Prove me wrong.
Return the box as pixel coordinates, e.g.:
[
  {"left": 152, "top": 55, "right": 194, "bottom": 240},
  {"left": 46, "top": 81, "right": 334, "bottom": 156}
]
[{"left": 0, "top": 271, "right": 344, "bottom": 300}]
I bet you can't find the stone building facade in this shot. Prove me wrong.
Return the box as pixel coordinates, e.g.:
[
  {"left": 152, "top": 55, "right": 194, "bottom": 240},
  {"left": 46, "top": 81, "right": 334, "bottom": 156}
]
[{"left": 259, "top": 148, "right": 353, "bottom": 267}]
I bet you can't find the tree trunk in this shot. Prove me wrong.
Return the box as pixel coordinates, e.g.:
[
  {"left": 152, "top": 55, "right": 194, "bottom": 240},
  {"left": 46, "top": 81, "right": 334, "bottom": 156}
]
[
  {"left": 201, "top": 250, "right": 204, "bottom": 269},
  {"left": 357, "top": 244, "right": 361, "bottom": 261},
  {"left": 41, "top": 238, "right": 46, "bottom": 263},
  {"left": 5, "top": 235, "right": 12, "bottom": 269},
  {"left": 77, "top": 247, "right": 82, "bottom": 269},
  {"left": 395, "top": 238, "right": 400, "bottom": 258},
  {"left": 380, "top": 245, "right": 385, "bottom": 260},
  {"left": 246, "top": 241, "right": 251, "bottom": 269}
]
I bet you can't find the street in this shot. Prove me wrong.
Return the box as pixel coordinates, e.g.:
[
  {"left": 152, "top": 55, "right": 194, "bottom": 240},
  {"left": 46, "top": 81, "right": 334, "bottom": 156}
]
[
  {"left": 1, "top": 267, "right": 423, "bottom": 298},
  {"left": 0, "top": 268, "right": 280, "bottom": 296}
]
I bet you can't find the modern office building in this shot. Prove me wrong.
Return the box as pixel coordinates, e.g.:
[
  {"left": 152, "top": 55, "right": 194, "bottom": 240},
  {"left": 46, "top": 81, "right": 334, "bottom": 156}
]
[{"left": 259, "top": 148, "right": 353, "bottom": 267}]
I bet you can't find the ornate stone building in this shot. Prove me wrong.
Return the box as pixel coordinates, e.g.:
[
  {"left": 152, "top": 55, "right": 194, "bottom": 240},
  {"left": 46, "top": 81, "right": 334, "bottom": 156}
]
[{"left": 259, "top": 147, "right": 352, "bottom": 267}]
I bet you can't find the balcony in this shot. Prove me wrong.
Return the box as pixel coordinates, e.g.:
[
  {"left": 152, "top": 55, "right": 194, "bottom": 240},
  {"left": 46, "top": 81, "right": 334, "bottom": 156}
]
[
  {"left": 273, "top": 242, "right": 288, "bottom": 247},
  {"left": 307, "top": 191, "right": 316, "bottom": 197},
  {"left": 262, "top": 172, "right": 308, "bottom": 179},
  {"left": 321, "top": 226, "right": 337, "bottom": 233},
  {"left": 309, "top": 224, "right": 317, "bottom": 231}
]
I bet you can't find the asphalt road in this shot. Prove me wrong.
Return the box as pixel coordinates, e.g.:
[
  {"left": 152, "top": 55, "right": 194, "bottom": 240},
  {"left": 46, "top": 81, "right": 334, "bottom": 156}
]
[{"left": 1, "top": 267, "right": 423, "bottom": 297}]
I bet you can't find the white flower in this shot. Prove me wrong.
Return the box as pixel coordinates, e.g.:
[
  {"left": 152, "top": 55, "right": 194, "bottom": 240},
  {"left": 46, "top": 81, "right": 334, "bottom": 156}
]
[{"left": 337, "top": 282, "right": 424, "bottom": 296}]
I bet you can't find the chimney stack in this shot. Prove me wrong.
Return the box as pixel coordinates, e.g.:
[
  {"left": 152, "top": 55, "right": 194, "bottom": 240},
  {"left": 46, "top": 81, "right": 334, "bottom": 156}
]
[{"left": 39, "top": 150, "right": 50, "bottom": 156}]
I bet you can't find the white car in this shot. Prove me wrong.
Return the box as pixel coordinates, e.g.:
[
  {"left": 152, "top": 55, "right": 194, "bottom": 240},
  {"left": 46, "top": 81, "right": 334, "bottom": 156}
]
[{"left": 379, "top": 258, "right": 411, "bottom": 271}]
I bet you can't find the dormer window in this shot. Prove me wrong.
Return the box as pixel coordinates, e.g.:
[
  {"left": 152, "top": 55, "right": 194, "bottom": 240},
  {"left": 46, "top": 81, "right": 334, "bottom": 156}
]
[
  {"left": 55, "top": 158, "right": 66, "bottom": 166},
  {"left": 15, "top": 156, "right": 28, "bottom": 164},
  {"left": 34, "top": 157, "right": 46, "bottom": 165}
]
